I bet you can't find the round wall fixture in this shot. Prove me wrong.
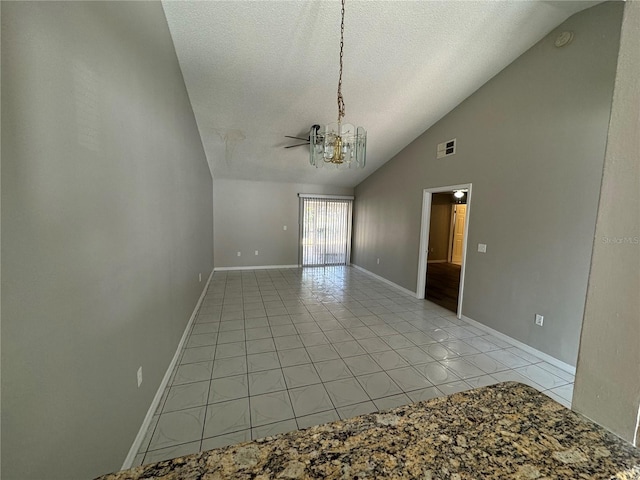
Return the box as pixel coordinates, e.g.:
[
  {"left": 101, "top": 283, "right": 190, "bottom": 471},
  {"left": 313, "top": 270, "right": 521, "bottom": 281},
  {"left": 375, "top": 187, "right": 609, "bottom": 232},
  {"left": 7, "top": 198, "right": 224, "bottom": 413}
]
[{"left": 555, "top": 31, "right": 574, "bottom": 48}]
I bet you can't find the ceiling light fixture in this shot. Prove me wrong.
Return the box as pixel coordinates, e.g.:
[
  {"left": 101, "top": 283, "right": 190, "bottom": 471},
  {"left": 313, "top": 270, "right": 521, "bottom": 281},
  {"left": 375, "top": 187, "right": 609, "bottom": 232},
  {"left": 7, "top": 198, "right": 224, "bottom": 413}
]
[
  {"left": 453, "top": 190, "right": 465, "bottom": 198},
  {"left": 309, "top": 0, "right": 366, "bottom": 169}
]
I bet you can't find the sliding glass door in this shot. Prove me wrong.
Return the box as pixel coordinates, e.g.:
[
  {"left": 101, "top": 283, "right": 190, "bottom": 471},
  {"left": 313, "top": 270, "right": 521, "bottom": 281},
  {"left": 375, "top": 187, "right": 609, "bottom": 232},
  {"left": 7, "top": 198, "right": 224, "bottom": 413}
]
[{"left": 299, "top": 195, "right": 353, "bottom": 266}]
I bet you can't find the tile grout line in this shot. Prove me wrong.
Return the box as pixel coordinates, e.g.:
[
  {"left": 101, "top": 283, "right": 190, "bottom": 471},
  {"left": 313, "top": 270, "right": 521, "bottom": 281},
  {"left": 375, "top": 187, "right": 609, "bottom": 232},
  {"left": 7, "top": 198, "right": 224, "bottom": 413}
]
[
  {"left": 242, "top": 275, "right": 253, "bottom": 441},
  {"left": 198, "top": 274, "right": 225, "bottom": 450},
  {"left": 266, "top": 287, "right": 305, "bottom": 435}
]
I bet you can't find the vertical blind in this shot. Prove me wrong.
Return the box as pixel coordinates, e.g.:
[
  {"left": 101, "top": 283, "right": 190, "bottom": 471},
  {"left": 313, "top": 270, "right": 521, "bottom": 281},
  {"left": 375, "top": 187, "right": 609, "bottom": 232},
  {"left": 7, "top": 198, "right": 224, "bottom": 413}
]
[{"left": 299, "top": 195, "right": 353, "bottom": 266}]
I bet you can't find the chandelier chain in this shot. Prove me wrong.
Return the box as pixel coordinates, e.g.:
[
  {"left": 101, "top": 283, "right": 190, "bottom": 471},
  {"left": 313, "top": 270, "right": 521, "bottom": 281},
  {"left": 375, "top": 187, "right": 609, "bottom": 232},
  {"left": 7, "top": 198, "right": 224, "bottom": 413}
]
[
  {"left": 308, "top": 0, "right": 365, "bottom": 170},
  {"left": 337, "top": 0, "right": 346, "bottom": 123}
]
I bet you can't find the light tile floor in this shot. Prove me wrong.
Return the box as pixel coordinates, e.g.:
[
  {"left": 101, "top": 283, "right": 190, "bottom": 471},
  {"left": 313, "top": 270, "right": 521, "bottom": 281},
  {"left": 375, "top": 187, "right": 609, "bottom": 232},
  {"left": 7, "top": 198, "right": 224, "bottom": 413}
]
[{"left": 135, "top": 266, "right": 575, "bottom": 466}]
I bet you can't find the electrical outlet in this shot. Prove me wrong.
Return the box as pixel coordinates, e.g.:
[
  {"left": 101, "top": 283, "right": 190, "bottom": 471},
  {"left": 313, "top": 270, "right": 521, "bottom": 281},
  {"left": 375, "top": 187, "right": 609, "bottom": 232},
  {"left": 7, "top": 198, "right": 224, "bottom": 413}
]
[
  {"left": 478, "top": 243, "right": 487, "bottom": 253},
  {"left": 283, "top": 225, "right": 287, "bottom": 231},
  {"left": 255, "top": 250, "right": 259, "bottom": 256},
  {"left": 237, "top": 251, "right": 241, "bottom": 257},
  {"left": 199, "top": 273, "right": 202, "bottom": 282},
  {"left": 535, "top": 314, "right": 544, "bottom": 326},
  {"left": 377, "top": 258, "right": 380, "bottom": 264},
  {"left": 137, "top": 366, "right": 143, "bottom": 387}
]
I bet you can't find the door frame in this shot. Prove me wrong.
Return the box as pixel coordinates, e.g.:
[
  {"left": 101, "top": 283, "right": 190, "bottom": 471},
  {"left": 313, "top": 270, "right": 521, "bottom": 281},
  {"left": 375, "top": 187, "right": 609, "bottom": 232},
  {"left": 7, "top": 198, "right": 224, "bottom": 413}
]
[
  {"left": 297, "top": 194, "right": 355, "bottom": 267},
  {"left": 416, "top": 183, "right": 472, "bottom": 318}
]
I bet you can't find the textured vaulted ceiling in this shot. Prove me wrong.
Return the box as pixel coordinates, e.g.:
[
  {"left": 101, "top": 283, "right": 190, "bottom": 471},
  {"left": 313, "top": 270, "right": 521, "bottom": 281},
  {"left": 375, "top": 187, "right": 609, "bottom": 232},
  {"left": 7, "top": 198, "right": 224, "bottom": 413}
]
[{"left": 162, "top": 0, "right": 599, "bottom": 188}]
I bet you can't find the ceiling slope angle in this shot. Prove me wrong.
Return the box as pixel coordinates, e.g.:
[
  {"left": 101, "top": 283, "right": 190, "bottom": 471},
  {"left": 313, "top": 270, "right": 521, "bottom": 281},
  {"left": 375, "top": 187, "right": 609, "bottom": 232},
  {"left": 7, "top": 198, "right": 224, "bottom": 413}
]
[{"left": 162, "top": 0, "right": 601, "bottom": 188}]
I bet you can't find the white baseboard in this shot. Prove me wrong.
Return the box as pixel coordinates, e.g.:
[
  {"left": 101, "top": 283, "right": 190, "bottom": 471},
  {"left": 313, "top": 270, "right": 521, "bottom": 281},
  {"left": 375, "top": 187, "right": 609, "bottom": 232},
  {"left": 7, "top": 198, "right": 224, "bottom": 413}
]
[
  {"left": 214, "top": 264, "right": 299, "bottom": 271},
  {"left": 350, "top": 264, "right": 574, "bottom": 376},
  {"left": 634, "top": 407, "right": 639, "bottom": 447},
  {"left": 351, "top": 264, "right": 417, "bottom": 297},
  {"left": 121, "top": 269, "right": 214, "bottom": 470},
  {"left": 461, "top": 314, "right": 576, "bottom": 375}
]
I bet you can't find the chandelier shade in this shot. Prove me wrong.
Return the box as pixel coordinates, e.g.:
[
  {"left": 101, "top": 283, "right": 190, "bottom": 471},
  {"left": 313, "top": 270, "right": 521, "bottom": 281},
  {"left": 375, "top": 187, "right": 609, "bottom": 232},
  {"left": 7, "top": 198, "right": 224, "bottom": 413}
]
[{"left": 309, "top": 123, "right": 366, "bottom": 169}]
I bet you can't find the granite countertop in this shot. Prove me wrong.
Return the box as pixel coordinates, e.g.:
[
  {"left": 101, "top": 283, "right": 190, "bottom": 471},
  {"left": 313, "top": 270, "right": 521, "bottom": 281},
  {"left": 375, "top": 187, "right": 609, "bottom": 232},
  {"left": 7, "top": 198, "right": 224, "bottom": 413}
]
[{"left": 97, "top": 382, "right": 640, "bottom": 479}]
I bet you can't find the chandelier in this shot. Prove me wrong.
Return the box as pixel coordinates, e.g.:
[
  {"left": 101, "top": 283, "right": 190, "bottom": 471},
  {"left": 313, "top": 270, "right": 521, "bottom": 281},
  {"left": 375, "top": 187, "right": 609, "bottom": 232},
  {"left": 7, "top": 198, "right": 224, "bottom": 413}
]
[{"left": 309, "top": 0, "right": 366, "bottom": 169}]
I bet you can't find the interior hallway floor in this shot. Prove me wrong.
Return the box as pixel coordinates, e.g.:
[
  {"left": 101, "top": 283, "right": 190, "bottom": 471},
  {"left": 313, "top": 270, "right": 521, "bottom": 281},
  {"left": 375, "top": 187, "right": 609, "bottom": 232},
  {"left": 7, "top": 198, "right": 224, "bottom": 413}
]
[{"left": 134, "top": 266, "right": 575, "bottom": 467}]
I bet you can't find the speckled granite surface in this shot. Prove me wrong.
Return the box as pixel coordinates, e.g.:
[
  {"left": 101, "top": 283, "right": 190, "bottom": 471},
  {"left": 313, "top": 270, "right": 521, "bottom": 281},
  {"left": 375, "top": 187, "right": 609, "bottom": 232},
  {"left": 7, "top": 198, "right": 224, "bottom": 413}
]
[{"left": 97, "top": 382, "right": 640, "bottom": 479}]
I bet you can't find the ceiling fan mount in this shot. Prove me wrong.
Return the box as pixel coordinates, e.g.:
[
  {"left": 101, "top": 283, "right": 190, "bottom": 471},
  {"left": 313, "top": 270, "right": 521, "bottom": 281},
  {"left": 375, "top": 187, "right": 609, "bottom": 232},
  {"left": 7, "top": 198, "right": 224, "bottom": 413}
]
[{"left": 284, "top": 125, "right": 320, "bottom": 149}]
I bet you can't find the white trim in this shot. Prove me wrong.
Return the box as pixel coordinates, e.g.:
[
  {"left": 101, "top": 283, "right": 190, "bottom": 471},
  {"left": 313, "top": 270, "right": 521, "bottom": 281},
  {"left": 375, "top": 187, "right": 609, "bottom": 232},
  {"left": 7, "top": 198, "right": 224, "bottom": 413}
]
[
  {"left": 633, "top": 405, "right": 639, "bottom": 447},
  {"left": 461, "top": 314, "right": 576, "bottom": 375},
  {"left": 121, "top": 269, "right": 214, "bottom": 470},
  {"left": 297, "top": 193, "right": 355, "bottom": 200},
  {"left": 416, "top": 190, "right": 432, "bottom": 299},
  {"left": 457, "top": 195, "right": 471, "bottom": 315},
  {"left": 416, "top": 183, "right": 472, "bottom": 319},
  {"left": 214, "top": 264, "right": 299, "bottom": 271},
  {"left": 351, "top": 264, "right": 417, "bottom": 297}
]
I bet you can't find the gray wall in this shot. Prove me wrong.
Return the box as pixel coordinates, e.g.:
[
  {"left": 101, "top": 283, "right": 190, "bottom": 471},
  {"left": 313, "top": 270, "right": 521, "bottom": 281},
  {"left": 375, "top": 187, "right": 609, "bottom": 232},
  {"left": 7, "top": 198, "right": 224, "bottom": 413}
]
[
  {"left": 352, "top": 2, "right": 623, "bottom": 366},
  {"left": 573, "top": 0, "right": 640, "bottom": 444},
  {"left": 1, "top": 2, "right": 213, "bottom": 479},
  {"left": 213, "top": 179, "right": 353, "bottom": 268}
]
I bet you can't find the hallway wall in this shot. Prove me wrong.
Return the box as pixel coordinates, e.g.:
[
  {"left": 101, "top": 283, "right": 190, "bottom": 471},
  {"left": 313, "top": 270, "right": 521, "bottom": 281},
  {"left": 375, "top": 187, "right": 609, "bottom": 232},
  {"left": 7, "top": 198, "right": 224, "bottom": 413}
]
[
  {"left": 351, "top": 2, "right": 624, "bottom": 366},
  {"left": 1, "top": 2, "right": 213, "bottom": 478}
]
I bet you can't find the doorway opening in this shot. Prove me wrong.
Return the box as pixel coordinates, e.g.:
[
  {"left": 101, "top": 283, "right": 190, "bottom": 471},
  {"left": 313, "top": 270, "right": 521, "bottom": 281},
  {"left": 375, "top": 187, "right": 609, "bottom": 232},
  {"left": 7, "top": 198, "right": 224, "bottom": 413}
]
[{"left": 416, "top": 184, "right": 472, "bottom": 318}]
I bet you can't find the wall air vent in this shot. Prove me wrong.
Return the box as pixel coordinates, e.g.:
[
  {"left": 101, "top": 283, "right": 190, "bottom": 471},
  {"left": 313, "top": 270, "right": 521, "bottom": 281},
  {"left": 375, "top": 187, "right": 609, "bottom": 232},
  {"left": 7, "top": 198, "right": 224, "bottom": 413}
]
[{"left": 436, "top": 138, "right": 456, "bottom": 159}]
